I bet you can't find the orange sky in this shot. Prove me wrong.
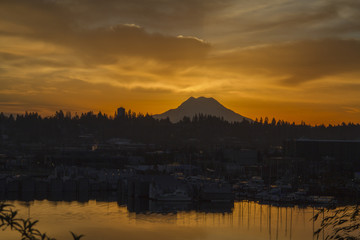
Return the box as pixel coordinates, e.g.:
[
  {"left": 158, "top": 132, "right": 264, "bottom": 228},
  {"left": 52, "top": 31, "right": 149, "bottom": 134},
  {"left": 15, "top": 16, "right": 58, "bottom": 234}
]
[{"left": 1, "top": 0, "right": 360, "bottom": 125}]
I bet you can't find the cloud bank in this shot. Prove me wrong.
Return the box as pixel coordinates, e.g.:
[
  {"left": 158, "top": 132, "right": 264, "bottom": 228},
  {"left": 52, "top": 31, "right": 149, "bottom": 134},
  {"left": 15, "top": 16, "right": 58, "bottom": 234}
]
[{"left": 1, "top": 0, "right": 360, "bottom": 124}]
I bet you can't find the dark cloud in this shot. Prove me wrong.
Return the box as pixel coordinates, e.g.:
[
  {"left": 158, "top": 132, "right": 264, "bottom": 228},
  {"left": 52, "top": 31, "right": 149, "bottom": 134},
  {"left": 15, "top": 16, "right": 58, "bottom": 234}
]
[
  {"left": 72, "top": 25, "right": 210, "bottom": 65},
  {"left": 0, "top": 0, "right": 211, "bottom": 66},
  {"left": 209, "top": 0, "right": 360, "bottom": 48},
  {"left": 55, "top": 0, "right": 233, "bottom": 33},
  {"left": 231, "top": 2, "right": 339, "bottom": 34},
  {"left": 213, "top": 39, "right": 360, "bottom": 85}
]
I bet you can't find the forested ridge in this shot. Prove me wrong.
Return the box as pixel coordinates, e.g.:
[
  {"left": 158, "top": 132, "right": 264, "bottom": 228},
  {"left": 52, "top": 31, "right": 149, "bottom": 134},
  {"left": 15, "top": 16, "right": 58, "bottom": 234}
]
[{"left": 1, "top": 110, "right": 360, "bottom": 148}]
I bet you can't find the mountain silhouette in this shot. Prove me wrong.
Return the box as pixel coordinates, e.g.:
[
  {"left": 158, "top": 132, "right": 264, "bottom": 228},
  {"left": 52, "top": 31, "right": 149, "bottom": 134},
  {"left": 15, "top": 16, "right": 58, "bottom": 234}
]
[{"left": 153, "top": 97, "right": 252, "bottom": 123}]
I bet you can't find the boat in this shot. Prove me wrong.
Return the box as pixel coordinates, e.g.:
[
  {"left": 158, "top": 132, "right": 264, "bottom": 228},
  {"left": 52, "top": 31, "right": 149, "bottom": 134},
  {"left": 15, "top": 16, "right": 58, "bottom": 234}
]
[{"left": 156, "top": 188, "right": 192, "bottom": 201}]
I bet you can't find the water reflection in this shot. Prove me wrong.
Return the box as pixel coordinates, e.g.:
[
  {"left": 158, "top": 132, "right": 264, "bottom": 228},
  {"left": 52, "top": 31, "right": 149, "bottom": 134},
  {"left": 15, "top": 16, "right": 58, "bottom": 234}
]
[
  {"left": 127, "top": 198, "right": 234, "bottom": 214},
  {"left": 1, "top": 197, "right": 323, "bottom": 240}
]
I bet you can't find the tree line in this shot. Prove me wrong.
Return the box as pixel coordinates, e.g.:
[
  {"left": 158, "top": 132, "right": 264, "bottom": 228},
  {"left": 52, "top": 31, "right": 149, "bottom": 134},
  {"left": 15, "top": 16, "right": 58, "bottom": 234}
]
[{"left": 1, "top": 110, "right": 360, "bottom": 149}]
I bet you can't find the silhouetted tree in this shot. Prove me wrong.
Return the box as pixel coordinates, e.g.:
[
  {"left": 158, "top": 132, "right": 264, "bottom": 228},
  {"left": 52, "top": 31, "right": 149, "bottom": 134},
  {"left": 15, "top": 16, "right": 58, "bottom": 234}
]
[
  {"left": 0, "top": 202, "right": 84, "bottom": 240},
  {"left": 313, "top": 205, "right": 360, "bottom": 240}
]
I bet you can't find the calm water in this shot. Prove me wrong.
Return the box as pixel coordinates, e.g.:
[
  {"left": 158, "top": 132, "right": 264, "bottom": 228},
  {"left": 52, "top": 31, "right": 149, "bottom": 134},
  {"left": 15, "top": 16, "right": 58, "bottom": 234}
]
[{"left": 2, "top": 200, "right": 323, "bottom": 240}]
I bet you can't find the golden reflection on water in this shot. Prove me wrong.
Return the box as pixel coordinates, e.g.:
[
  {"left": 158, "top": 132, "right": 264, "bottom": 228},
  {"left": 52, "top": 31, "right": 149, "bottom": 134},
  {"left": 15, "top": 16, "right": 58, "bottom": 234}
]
[{"left": 2, "top": 200, "right": 320, "bottom": 240}]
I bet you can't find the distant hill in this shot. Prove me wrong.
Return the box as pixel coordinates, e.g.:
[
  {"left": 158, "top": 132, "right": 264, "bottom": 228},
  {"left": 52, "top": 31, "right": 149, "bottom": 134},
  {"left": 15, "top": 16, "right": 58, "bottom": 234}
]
[{"left": 153, "top": 97, "right": 252, "bottom": 123}]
